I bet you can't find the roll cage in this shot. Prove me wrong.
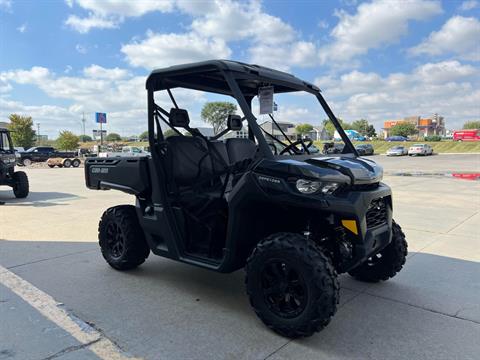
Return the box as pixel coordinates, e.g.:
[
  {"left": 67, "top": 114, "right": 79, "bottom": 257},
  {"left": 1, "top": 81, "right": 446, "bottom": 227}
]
[{"left": 145, "top": 60, "right": 357, "bottom": 159}]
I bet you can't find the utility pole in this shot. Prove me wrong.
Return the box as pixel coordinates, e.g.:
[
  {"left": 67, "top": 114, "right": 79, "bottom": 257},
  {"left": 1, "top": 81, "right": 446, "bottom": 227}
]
[{"left": 81, "top": 112, "right": 86, "bottom": 141}]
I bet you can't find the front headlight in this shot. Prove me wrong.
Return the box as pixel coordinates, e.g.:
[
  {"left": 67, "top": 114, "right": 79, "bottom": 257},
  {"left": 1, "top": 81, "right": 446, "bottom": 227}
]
[{"left": 295, "top": 179, "right": 340, "bottom": 195}]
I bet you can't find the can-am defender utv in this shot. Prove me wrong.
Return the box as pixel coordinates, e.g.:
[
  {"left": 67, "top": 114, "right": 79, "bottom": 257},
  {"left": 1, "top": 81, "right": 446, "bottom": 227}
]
[
  {"left": 85, "top": 60, "right": 407, "bottom": 338},
  {"left": 0, "top": 127, "right": 29, "bottom": 198}
]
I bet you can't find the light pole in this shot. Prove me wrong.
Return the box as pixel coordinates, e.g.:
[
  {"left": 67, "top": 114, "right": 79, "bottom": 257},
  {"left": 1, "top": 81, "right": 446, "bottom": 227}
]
[{"left": 36, "top": 123, "right": 41, "bottom": 144}]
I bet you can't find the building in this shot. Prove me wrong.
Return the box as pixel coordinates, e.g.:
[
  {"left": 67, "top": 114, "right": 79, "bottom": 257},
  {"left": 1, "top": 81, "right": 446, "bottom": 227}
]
[
  {"left": 259, "top": 120, "right": 297, "bottom": 141},
  {"left": 383, "top": 114, "right": 446, "bottom": 138}
]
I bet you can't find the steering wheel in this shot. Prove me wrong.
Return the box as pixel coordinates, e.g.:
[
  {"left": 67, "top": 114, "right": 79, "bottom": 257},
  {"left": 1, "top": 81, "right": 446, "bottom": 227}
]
[{"left": 279, "top": 138, "right": 313, "bottom": 155}]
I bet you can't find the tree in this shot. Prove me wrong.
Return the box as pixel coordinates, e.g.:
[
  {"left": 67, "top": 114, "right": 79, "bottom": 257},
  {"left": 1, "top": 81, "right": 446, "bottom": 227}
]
[
  {"left": 139, "top": 131, "right": 149, "bottom": 141},
  {"left": 463, "top": 120, "right": 480, "bottom": 129},
  {"left": 56, "top": 131, "right": 79, "bottom": 150},
  {"left": 390, "top": 122, "right": 417, "bottom": 137},
  {"left": 8, "top": 114, "right": 36, "bottom": 148},
  {"left": 79, "top": 135, "right": 92, "bottom": 142},
  {"left": 164, "top": 129, "right": 179, "bottom": 138},
  {"left": 295, "top": 123, "right": 313, "bottom": 136},
  {"left": 351, "top": 119, "right": 377, "bottom": 137},
  {"left": 105, "top": 133, "right": 121, "bottom": 141},
  {"left": 322, "top": 118, "right": 352, "bottom": 137},
  {"left": 201, "top": 102, "right": 237, "bottom": 134}
]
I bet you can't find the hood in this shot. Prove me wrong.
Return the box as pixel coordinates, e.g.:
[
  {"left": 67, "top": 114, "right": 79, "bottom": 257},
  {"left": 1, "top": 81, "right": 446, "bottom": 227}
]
[
  {"left": 305, "top": 156, "right": 383, "bottom": 185},
  {"left": 254, "top": 155, "right": 382, "bottom": 185}
]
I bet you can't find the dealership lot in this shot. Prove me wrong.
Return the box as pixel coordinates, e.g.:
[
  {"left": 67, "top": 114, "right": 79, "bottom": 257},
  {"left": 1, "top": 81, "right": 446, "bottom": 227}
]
[{"left": 1, "top": 154, "right": 479, "bottom": 360}]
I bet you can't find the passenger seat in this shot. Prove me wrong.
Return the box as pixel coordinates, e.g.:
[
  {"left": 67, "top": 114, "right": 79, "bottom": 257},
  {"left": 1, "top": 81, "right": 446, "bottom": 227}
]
[{"left": 225, "top": 138, "right": 257, "bottom": 164}]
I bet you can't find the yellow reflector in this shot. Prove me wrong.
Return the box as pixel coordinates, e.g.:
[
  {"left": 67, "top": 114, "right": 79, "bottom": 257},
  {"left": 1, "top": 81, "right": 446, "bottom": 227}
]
[{"left": 341, "top": 220, "right": 358, "bottom": 235}]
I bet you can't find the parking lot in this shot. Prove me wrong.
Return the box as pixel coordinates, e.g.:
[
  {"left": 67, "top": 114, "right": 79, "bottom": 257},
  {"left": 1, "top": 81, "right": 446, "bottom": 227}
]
[{"left": 1, "top": 154, "right": 479, "bottom": 360}]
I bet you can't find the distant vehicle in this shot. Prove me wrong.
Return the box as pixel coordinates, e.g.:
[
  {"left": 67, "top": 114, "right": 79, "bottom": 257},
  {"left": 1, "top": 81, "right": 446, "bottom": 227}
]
[
  {"left": 298, "top": 143, "right": 320, "bottom": 154},
  {"left": 386, "top": 146, "right": 408, "bottom": 156},
  {"left": 334, "top": 130, "right": 366, "bottom": 141},
  {"left": 98, "top": 146, "right": 150, "bottom": 158},
  {"left": 408, "top": 144, "right": 433, "bottom": 156},
  {"left": 355, "top": 144, "right": 374, "bottom": 156},
  {"left": 18, "top": 146, "right": 77, "bottom": 166},
  {"left": 323, "top": 142, "right": 345, "bottom": 154},
  {"left": 386, "top": 136, "right": 409, "bottom": 142},
  {"left": 453, "top": 129, "right": 480, "bottom": 142}
]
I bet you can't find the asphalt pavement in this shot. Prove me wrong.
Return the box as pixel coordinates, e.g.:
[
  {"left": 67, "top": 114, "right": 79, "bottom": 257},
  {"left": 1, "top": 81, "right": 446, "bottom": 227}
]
[{"left": 0, "top": 154, "right": 479, "bottom": 360}]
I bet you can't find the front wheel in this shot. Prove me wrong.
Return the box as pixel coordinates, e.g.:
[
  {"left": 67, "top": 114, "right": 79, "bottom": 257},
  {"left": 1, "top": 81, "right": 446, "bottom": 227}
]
[
  {"left": 98, "top": 205, "right": 150, "bottom": 270},
  {"left": 246, "top": 232, "right": 339, "bottom": 338},
  {"left": 349, "top": 220, "right": 407, "bottom": 282},
  {"left": 13, "top": 171, "right": 29, "bottom": 198}
]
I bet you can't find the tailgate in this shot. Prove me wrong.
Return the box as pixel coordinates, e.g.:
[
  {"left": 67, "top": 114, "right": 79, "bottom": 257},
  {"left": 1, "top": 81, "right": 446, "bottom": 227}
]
[{"left": 85, "top": 156, "right": 150, "bottom": 195}]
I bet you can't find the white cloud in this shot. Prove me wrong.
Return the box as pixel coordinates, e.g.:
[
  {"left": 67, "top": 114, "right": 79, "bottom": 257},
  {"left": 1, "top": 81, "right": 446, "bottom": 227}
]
[
  {"left": 409, "top": 16, "right": 480, "bottom": 61},
  {"left": 319, "top": 0, "right": 442, "bottom": 64},
  {"left": 66, "top": 13, "right": 118, "bottom": 33},
  {"left": 459, "top": 0, "right": 478, "bottom": 11},
  {"left": 83, "top": 65, "right": 130, "bottom": 80},
  {"left": 75, "top": 44, "right": 87, "bottom": 54},
  {"left": 0, "top": 0, "right": 12, "bottom": 12},
  {"left": 318, "top": 20, "right": 329, "bottom": 29},
  {"left": 249, "top": 41, "right": 317, "bottom": 70},
  {"left": 65, "top": 0, "right": 175, "bottom": 33},
  {"left": 0, "top": 65, "right": 208, "bottom": 137},
  {"left": 190, "top": 0, "right": 295, "bottom": 44},
  {"left": 17, "top": 23, "right": 27, "bottom": 33},
  {"left": 314, "top": 60, "right": 480, "bottom": 129},
  {"left": 121, "top": 31, "right": 231, "bottom": 69}
]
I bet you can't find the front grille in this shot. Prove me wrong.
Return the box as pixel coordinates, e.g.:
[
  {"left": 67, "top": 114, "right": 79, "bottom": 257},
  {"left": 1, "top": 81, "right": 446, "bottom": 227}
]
[
  {"left": 366, "top": 198, "right": 387, "bottom": 228},
  {"left": 351, "top": 182, "right": 379, "bottom": 191}
]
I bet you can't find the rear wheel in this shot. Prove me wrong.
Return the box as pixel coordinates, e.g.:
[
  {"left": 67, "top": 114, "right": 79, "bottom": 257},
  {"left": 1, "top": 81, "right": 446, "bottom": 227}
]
[
  {"left": 12, "top": 171, "right": 29, "bottom": 198},
  {"left": 246, "top": 232, "right": 339, "bottom": 338},
  {"left": 47, "top": 164, "right": 55, "bottom": 168},
  {"left": 98, "top": 205, "right": 150, "bottom": 270},
  {"left": 22, "top": 158, "right": 32, "bottom": 166},
  {"left": 71, "top": 159, "right": 81, "bottom": 167},
  {"left": 349, "top": 220, "right": 407, "bottom": 282}
]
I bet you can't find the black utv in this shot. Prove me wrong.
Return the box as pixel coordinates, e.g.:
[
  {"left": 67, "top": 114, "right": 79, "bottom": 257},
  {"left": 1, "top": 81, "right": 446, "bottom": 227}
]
[
  {"left": 0, "top": 127, "right": 29, "bottom": 198},
  {"left": 85, "top": 60, "right": 407, "bottom": 338}
]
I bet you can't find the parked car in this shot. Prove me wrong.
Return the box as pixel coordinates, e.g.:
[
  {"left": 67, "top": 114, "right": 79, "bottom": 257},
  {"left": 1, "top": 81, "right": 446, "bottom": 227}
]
[
  {"left": 355, "top": 144, "right": 374, "bottom": 156},
  {"left": 323, "top": 142, "right": 345, "bottom": 154},
  {"left": 298, "top": 143, "right": 320, "bottom": 154},
  {"left": 18, "top": 146, "right": 77, "bottom": 166},
  {"left": 386, "top": 136, "right": 409, "bottom": 142},
  {"left": 408, "top": 144, "right": 433, "bottom": 156},
  {"left": 453, "top": 129, "right": 480, "bottom": 142},
  {"left": 386, "top": 146, "right": 408, "bottom": 156}
]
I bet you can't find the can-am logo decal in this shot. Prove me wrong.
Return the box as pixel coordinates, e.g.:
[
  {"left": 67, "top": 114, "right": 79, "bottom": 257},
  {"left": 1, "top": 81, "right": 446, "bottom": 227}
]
[
  {"left": 258, "top": 175, "right": 280, "bottom": 184},
  {"left": 91, "top": 167, "right": 109, "bottom": 174}
]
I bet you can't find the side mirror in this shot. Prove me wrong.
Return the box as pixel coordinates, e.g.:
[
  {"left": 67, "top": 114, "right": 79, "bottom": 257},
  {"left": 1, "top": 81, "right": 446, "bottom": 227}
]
[{"left": 227, "top": 115, "right": 242, "bottom": 131}]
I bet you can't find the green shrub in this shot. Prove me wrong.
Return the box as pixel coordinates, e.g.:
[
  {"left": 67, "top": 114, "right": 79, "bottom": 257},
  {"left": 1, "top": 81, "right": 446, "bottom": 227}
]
[{"left": 424, "top": 135, "right": 442, "bottom": 142}]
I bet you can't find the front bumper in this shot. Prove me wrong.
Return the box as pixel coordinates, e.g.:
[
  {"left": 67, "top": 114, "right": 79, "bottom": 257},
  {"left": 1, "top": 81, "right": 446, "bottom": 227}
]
[{"left": 325, "top": 183, "right": 393, "bottom": 272}]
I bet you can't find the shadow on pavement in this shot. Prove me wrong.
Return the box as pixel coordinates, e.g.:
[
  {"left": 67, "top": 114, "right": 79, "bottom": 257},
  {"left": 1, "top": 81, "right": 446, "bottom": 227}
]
[{"left": 0, "top": 191, "right": 81, "bottom": 207}]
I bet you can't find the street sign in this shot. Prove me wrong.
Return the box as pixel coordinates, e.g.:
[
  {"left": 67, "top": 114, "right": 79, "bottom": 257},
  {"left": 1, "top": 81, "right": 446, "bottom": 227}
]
[{"left": 96, "top": 112, "right": 107, "bottom": 124}]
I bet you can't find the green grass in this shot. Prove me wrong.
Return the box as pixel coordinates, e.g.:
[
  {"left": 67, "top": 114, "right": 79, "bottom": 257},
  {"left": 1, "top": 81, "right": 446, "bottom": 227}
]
[{"left": 313, "top": 140, "right": 480, "bottom": 154}]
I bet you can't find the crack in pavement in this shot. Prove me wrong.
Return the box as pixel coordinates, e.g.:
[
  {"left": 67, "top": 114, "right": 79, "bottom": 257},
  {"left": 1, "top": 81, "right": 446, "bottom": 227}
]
[
  {"left": 5, "top": 249, "right": 96, "bottom": 270},
  {"left": 42, "top": 339, "right": 101, "bottom": 360}
]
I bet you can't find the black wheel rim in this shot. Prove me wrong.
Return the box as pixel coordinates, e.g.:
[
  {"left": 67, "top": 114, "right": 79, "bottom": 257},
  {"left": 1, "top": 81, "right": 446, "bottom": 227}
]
[
  {"left": 105, "top": 222, "right": 125, "bottom": 259},
  {"left": 261, "top": 259, "right": 308, "bottom": 318},
  {"left": 366, "top": 253, "right": 382, "bottom": 267}
]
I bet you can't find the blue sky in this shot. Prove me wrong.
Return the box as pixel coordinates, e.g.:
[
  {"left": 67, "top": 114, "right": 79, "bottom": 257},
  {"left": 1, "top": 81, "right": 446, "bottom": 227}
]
[{"left": 0, "top": 0, "right": 479, "bottom": 138}]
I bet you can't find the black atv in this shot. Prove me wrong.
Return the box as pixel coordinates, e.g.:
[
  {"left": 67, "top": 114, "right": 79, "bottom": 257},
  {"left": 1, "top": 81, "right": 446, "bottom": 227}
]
[
  {"left": 0, "top": 127, "right": 29, "bottom": 199},
  {"left": 85, "top": 60, "right": 407, "bottom": 338}
]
